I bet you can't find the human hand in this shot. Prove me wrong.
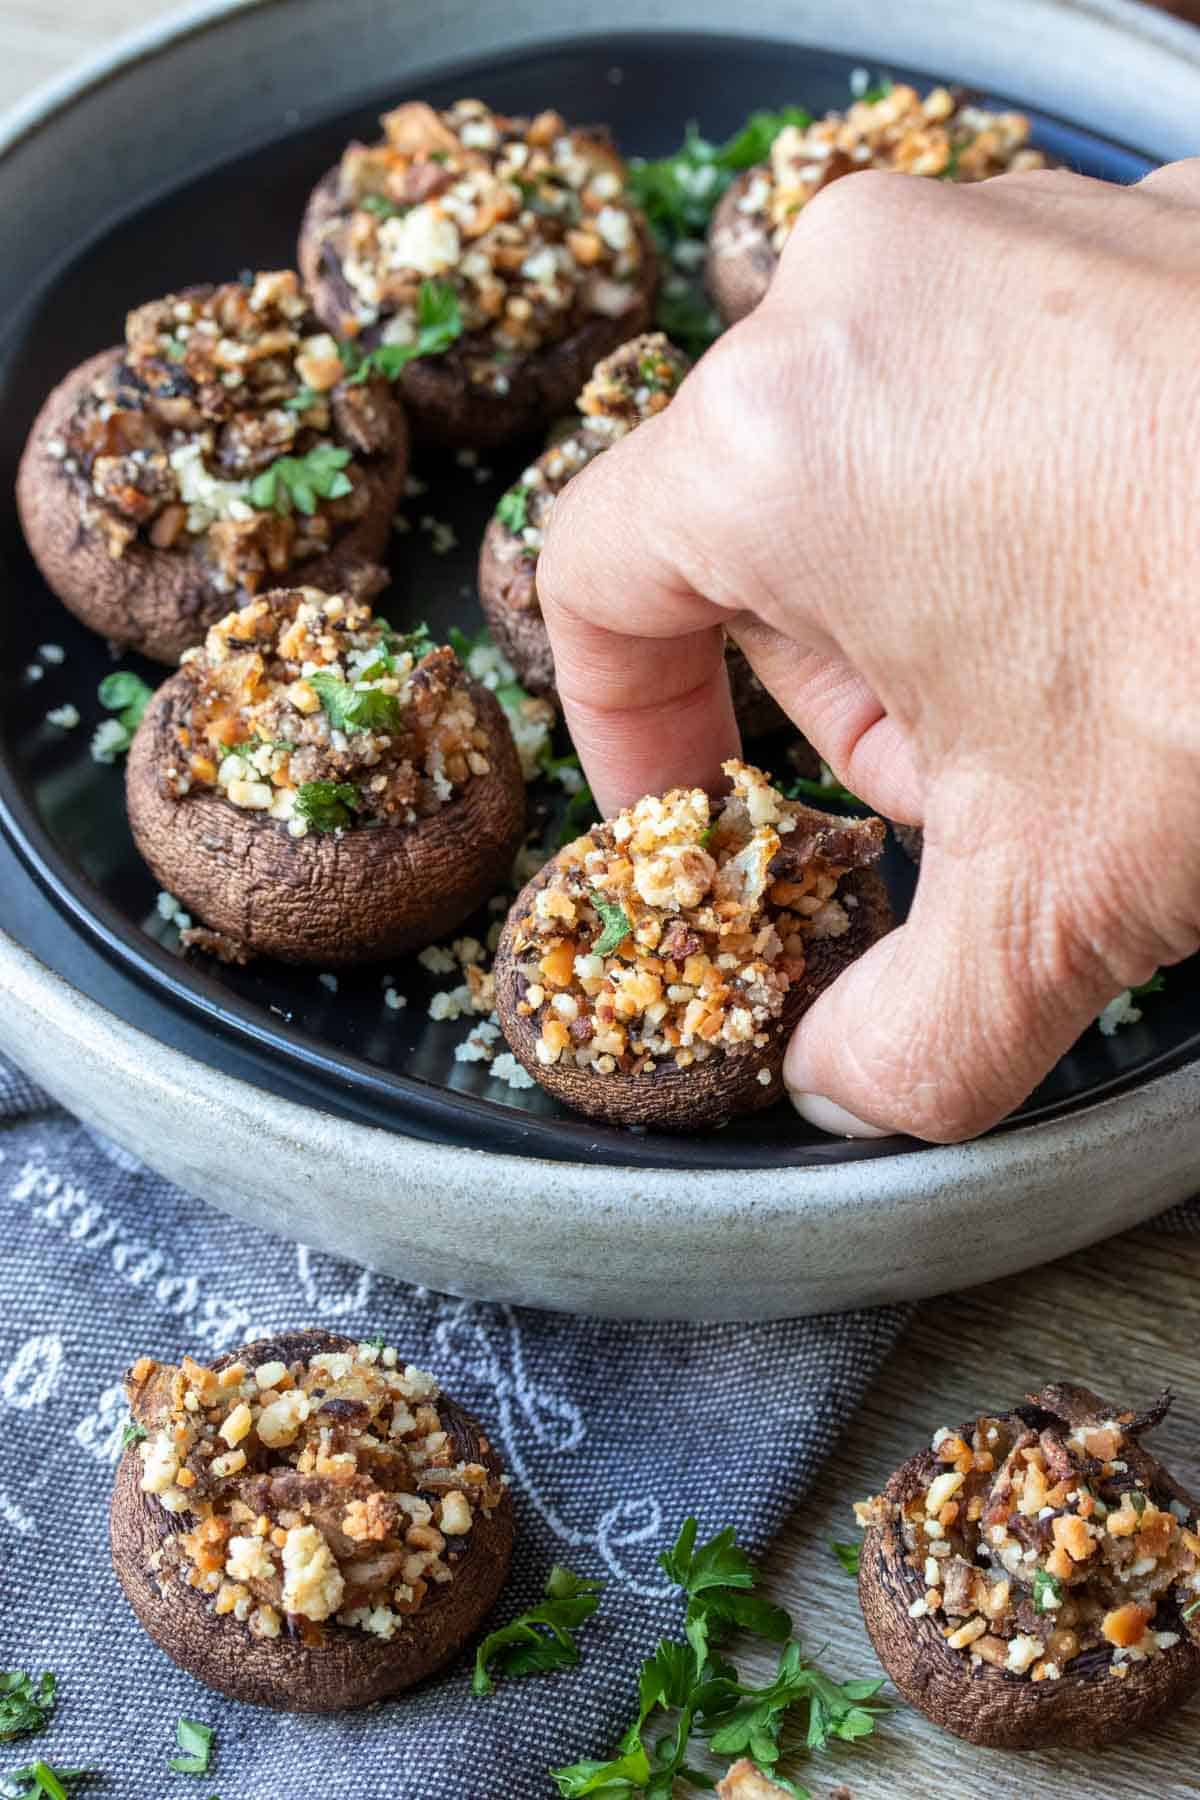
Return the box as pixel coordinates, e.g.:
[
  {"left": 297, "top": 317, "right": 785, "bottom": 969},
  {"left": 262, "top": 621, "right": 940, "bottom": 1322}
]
[{"left": 537, "top": 161, "right": 1200, "bottom": 1141}]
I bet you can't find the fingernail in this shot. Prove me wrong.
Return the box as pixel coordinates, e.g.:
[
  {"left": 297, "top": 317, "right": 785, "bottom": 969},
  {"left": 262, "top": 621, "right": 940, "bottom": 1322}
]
[{"left": 787, "top": 1092, "right": 892, "bottom": 1139}]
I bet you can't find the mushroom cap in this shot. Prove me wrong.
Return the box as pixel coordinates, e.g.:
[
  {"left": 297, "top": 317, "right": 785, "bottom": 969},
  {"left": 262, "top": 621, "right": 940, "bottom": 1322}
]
[
  {"left": 704, "top": 170, "right": 778, "bottom": 327},
  {"left": 858, "top": 1382, "right": 1200, "bottom": 1749},
  {"left": 16, "top": 346, "right": 410, "bottom": 666},
  {"left": 126, "top": 667, "right": 526, "bottom": 965},
  {"left": 298, "top": 169, "right": 659, "bottom": 449},
  {"left": 110, "top": 1328, "right": 514, "bottom": 1711},
  {"left": 493, "top": 819, "right": 892, "bottom": 1132}
]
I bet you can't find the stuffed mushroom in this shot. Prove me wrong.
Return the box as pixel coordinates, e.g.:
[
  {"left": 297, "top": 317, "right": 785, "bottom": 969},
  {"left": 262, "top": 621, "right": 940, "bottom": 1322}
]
[
  {"left": 856, "top": 1381, "right": 1200, "bottom": 1749},
  {"left": 111, "top": 1328, "right": 513, "bottom": 1710},
  {"left": 478, "top": 332, "right": 786, "bottom": 738},
  {"left": 17, "top": 270, "right": 409, "bottom": 664},
  {"left": 126, "top": 585, "right": 525, "bottom": 965},
  {"left": 298, "top": 98, "right": 658, "bottom": 447},
  {"left": 494, "top": 759, "right": 891, "bottom": 1131},
  {"left": 706, "top": 86, "right": 1048, "bottom": 325}
]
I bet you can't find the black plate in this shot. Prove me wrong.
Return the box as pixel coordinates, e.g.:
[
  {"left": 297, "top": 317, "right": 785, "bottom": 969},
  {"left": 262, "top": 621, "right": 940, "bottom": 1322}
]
[{"left": 2, "top": 29, "right": 1197, "bottom": 1171}]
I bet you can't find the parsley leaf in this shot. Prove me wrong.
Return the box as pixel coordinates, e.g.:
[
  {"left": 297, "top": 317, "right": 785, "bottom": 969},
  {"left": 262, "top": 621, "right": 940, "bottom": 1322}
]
[
  {"left": 308, "top": 672, "right": 402, "bottom": 735},
  {"left": 345, "top": 280, "right": 464, "bottom": 383},
  {"left": 120, "top": 1420, "right": 147, "bottom": 1451},
  {"left": 249, "top": 443, "right": 353, "bottom": 516},
  {"left": 94, "top": 670, "right": 154, "bottom": 759},
  {"left": 590, "top": 892, "right": 633, "bottom": 957},
  {"left": 1183, "top": 1596, "right": 1200, "bottom": 1621},
  {"left": 167, "top": 1718, "right": 213, "bottom": 1775},
  {"left": 163, "top": 335, "right": 187, "bottom": 364},
  {"left": 283, "top": 384, "right": 322, "bottom": 413},
  {"left": 714, "top": 107, "right": 813, "bottom": 171},
  {"left": 550, "top": 1517, "right": 886, "bottom": 1798},
  {"left": 1, "top": 1766, "right": 92, "bottom": 1800},
  {"left": 0, "top": 1674, "right": 56, "bottom": 1743},
  {"left": 830, "top": 1541, "right": 860, "bottom": 1577},
  {"left": 364, "top": 1332, "right": 386, "bottom": 1353},
  {"left": 784, "top": 767, "right": 865, "bottom": 810},
  {"left": 293, "top": 780, "right": 359, "bottom": 833},
  {"left": 1032, "top": 1569, "right": 1063, "bottom": 1614},
  {"left": 860, "top": 78, "right": 894, "bottom": 104},
  {"left": 654, "top": 283, "right": 721, "bottom": 360},
  {"left": 360, "top": 193, "right": 407, "bottom": 218},
  {"left": 1132, "top": 971, "right": 1165, "bottom": 998},
  {"left": 473, "top": 1566, "right": 603, "bottom": 1697},
  {"left": 496, "top": 485, "right": 530, "bottom": 535}
]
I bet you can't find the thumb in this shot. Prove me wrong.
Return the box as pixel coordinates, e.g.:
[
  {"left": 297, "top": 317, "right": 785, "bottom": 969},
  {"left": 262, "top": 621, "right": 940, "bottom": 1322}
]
[{"left": 783, "top": 828, "right": 1134, "bottom": 1143}]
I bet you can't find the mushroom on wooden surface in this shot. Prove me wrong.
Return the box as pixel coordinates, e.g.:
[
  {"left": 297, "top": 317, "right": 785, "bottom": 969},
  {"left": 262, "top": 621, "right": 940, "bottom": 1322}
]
[{"left": 856, "top": 1382, "right": 1200, "bottom": 1749}]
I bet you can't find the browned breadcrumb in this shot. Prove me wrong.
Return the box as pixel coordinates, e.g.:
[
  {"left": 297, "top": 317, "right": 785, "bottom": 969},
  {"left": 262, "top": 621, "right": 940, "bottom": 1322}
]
[
  {"left": 126, "top": 1341, "right": 504, "bottom": 1644},
  {"left": 509, "top": 761, "right": 869, "bottom": 1077},
  {"left": 59, "top": 271, "right": 396, "bottom": 593},
  {"left": 738, "top": 85, "right": 1046, "bottom": 254},
  {"left": 324, "top": 99, "right": 647, "bottom": 387},
  {"left": 856, "top": 1411, "right": 1200, "bottom": 1681},
  {"left": 168, "top": 587, "right": 494, "bottom": 835}
]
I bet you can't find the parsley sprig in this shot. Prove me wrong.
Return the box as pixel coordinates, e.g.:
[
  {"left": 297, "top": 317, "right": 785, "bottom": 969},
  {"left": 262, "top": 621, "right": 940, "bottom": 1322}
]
[
  {"left": 784, "top": 765, "right": 865, "bottom": 810},
  {"left": 340, "top": 280, "right": 463, "bottom": 384},
  {"left": 248, "top": 443, "right": 353, "bottom": 516},
  {"left": 474, "top": 1567, "right": 604, "bottom": 1696},
  {"left": 628, "top": 108, "right": 811, "bottom": 355},
  {"left": 1032, "top": 1569, "right": 1063, "bottom": 1614},
  {"left": 0, "top": 1675, "right": 56, "bottom": 1744},
  {"left": 550, "top": 1517, "right": 886, "bottom": 1798},
  {"left": 830, "top": 1541, "right": 860, "bottom": 1577}
]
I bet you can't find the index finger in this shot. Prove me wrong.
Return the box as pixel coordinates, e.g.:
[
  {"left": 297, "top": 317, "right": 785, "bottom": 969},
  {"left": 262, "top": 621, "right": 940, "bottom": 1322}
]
[{"left": 536, "top": 403, "right": 740, "bottom": 815}]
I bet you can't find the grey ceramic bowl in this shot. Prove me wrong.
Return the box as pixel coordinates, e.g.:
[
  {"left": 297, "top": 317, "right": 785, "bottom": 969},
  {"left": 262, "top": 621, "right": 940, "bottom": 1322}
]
[{"left": 3, "top": 0, "right": 1200, "bottom": 1320}]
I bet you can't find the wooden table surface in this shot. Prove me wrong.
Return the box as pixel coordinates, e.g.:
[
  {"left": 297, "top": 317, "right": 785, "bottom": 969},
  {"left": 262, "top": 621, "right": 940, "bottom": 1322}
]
[{"left": 6, "top": 3, "right": 1200, "bottom": 1795}]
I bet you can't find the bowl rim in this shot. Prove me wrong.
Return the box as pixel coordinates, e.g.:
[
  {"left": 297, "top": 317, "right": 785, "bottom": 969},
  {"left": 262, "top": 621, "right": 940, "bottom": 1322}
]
[{"left": 3, "top": 0, "right": 1200, "bottom": 1220}]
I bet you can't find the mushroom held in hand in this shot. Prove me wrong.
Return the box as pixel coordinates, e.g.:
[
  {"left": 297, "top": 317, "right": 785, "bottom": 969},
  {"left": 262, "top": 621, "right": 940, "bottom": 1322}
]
[
  {"left": 126, "top": 586, "right": 525, "bottom": 965},
  {"left": 478, "top": 333, "right": 785, "bottom": 738},
  {"left": 298, "top": 98, "right": 658, "bottom": 447},
  {"left": 705, "top": 86, "right": 1047, "bottom": 325},
  {"left": 494, "top": 761, "right": 892, "bottom": 1131},
  {"left": 856, "top": 1382, "right": 1200, "bottom": 1748},
  {"left": 112, "top": 1330, "right": 513, "bottom": 1710},
  {"left": 17, "top": 270, "right": 409, "bottom": 664}
]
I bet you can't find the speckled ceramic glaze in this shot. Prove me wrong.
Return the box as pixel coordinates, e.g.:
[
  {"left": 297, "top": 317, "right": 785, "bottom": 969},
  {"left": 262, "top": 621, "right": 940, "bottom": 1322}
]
[{"left": 3, "top": 0, "right": 1200, "bottom": 1319}]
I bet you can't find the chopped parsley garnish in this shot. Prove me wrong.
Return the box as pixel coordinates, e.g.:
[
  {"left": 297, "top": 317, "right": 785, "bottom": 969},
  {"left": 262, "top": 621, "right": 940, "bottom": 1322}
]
[
  {"left": 363, "top": 619, "right": 436, "bottom": 677},
  {"left": 830, "top": 1540, "right": 860, "bottom": 1577},
  {"left": 360, "top": 193, "right": 408, "bottom": 218},
  {"left": 308, "top": 672, "right": 402, "bottom": 735},
  {"left": 860, "top": 78, "right": 894, "bottom": 104},
  {"left": 1129, "top": 1491, "right": 1148, "bottom": 1515},
  {"left": 120, "top": 1419, "right": 147, "bottom": 1451},
  {"left": 1132, "top": 972, "right": 1166, "bottom": 998},
  {"left": 342, "top": 280, "right": 464, "bottom": 383},
  {"left": 550, "top": 1516, "right": 885, "bottom": 1797},
  {"left": 364, "top": 1332, "right": 387, "bottom": 1353},
  {"left": 163, "top": 335, "right": 187, "bottom": 364},
  {"left": 248, "top": 443, "right": 353, "bottom": 516},
  {"left": 95, "top": 670, "right": 154, "bottom": 759},
  {"left": 473, "top": 1566, "right": 603, "bottom": 1697},
  {"left": 293, "top": 780, "right": 359, "bottom": 832},
  {"left": 714, "top": 106, "right": 813, "bottom": 171},
  {"left": 590, "top": 892, "right": 633, "bottom": 957},
  {"left": 167, "top": 1718, "right": 213, "bottom": 1775},
  {"left": 282, "top": 385, "right": 322, "bottom": 414},
  {"left": 218, "top": 732, "right": 296, "bottom": 759},
  {"left": 1183, "top": 1597, "right": 1200, "bottom": 1621},
  {"left": 1032, "top": 1569, "right": 1063, "bottom": 1614},
  {"left": 496, "top": 485, "right": 531, "bottom": 535},
  {"left": 448, "top": 624, "right": 485, "bottom": 664},
  {"left": 0, "top": 1673, "right": 56, "bottom": 1743}
]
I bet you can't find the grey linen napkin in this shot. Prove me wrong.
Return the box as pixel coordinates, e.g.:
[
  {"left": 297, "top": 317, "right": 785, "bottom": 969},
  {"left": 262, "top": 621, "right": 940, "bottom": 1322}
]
[{"left": 0, "top": 1054, "right": 910, "bottom": 1800}]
